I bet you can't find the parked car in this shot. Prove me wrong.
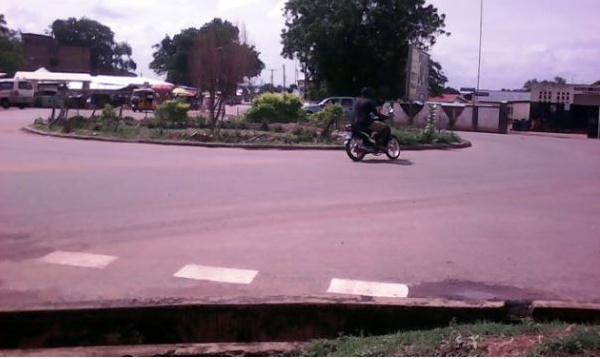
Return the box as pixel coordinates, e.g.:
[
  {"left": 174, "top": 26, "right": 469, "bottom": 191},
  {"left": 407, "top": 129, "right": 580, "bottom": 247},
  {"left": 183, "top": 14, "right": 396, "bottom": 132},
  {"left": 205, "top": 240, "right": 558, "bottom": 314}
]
[
  {"left": 303, "top": 96, "right": 357, "bottom": 121},
  {"left": 0, "top": 78, "right": 35, "bottom": 109}
]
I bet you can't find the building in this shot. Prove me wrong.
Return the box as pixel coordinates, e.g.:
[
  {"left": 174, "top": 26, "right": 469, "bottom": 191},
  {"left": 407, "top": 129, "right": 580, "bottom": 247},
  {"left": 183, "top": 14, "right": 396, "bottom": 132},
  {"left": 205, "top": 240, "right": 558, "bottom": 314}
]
[
  {"left": 470, "top": 90, "right": 531, "bottom": 123},
  {"left": 21, "top": 33, "right": 91, "bottom": 73},
  {"left": 530, "top": 83, "right": 600, "bottom": 133}
]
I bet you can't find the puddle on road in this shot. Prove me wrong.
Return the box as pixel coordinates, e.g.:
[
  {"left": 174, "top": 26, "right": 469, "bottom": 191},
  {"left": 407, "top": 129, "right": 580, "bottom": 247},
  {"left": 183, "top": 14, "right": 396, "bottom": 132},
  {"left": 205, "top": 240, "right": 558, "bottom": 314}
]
[{"left": 409, "top": 279, "right": 558, "bottom": 301}]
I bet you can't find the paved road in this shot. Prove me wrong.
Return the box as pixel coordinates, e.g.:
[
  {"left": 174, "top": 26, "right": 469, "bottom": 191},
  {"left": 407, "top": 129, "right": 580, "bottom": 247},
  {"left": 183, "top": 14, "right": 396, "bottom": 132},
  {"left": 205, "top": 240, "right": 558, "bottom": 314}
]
[{"left": 1, "top": 108, "right": 599, "bottom": 308}]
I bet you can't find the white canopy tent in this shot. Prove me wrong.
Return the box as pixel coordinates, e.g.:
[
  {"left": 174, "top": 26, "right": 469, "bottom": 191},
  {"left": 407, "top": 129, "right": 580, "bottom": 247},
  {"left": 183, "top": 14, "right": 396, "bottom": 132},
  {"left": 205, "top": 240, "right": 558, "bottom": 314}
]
[{"left": 14, "top": 68, "right": 173, "bottom": 92}]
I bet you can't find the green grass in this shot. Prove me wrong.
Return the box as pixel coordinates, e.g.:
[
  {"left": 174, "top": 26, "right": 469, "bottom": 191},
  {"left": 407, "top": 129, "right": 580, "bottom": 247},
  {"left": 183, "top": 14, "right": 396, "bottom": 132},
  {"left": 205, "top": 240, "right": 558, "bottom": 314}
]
[
  {"left": 300, "top": 321, "right": 598, "bottom": 357},
  {"left": 531, "top": 326, "right": 600, "bottom": 356},
  {"left": 392, "top": 127, "right": 462, "bottom": 146}
]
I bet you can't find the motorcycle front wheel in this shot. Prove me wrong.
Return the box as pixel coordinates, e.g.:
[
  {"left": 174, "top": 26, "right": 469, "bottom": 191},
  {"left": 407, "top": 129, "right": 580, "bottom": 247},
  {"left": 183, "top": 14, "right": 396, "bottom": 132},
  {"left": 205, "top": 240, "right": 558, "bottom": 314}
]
[
  {"left": 345, "top": 137, "right": 366, "bottom": 162},
  {"left": 385, "top": 136, "right": 401, "bottom": 160}
]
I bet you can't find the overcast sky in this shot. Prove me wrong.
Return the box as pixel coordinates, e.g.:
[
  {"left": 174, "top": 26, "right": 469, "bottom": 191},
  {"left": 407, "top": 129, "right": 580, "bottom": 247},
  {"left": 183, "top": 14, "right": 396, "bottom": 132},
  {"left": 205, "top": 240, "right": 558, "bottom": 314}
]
[{"left": 2, "top": 0, "right": 599, "bottom": 90}]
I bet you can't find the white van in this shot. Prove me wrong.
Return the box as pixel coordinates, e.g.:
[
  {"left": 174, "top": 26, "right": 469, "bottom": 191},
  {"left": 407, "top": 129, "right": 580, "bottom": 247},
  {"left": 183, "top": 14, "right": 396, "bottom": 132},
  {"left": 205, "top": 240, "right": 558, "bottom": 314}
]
[{"left": 0, "top": 79, "right": 35, "bottom": 109}]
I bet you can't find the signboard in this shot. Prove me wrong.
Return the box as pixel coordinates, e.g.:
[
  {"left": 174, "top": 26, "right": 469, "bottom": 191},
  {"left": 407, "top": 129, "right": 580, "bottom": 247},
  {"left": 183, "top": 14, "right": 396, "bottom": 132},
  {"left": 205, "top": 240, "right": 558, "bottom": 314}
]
[{"left": 405, "top": 46, "right": 430, "bottom": 102}]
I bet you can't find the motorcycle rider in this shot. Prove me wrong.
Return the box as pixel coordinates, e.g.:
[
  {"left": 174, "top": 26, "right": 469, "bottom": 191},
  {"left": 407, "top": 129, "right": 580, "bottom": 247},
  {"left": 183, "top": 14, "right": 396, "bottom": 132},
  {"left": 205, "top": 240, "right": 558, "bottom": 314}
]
[{"left": 354, "top": 87, "right": 391, "bottom": 149}]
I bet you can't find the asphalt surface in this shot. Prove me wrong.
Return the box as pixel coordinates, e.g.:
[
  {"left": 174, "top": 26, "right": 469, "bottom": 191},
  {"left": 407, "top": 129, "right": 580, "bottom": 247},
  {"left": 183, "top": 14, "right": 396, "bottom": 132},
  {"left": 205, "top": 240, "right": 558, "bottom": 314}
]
[{"left": 1, "top": 108, "right": 599, "bottom": 308}]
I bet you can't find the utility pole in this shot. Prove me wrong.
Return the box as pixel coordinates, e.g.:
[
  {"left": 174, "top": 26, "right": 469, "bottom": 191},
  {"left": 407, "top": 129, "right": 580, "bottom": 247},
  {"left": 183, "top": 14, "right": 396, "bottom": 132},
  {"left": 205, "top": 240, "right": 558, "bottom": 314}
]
[
  {"left": 269, "top": 69, "right": 277, "bottom": 86},
  {"left": 283, "top": 64, "right": 286, "bottom": 89},
  {"left": 473, "top": 0, "right": 484, "bottom": 130},
  {"left": 294, "top": 60, "right": 299, "bottom": 85}
]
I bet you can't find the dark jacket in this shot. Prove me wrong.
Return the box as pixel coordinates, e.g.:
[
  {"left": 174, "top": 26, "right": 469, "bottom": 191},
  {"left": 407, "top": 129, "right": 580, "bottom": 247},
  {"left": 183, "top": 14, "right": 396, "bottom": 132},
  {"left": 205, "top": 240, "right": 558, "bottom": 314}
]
[{"left": 354, "top": 97, "right": 379, "bottom": 129}]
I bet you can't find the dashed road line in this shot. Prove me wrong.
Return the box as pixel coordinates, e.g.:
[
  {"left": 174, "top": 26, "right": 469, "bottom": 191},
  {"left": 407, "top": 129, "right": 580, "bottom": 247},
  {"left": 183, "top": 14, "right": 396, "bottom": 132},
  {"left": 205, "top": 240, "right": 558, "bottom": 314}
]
[
  {"left": 327, "top": 278, "right": 409, "bottom": 298},
  {"left": 173, "top": 264, "right": 258, "bottom": 284},
  {"left": 38, "top": 251, "right": 117, "bottom": 269}
]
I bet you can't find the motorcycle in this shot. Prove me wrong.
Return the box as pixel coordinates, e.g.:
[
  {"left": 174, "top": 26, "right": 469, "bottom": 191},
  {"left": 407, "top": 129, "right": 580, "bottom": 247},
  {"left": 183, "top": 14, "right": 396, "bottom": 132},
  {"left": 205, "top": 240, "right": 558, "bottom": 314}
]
[{"left": 343, "top": 108, "right": 401, "bottom": 162}]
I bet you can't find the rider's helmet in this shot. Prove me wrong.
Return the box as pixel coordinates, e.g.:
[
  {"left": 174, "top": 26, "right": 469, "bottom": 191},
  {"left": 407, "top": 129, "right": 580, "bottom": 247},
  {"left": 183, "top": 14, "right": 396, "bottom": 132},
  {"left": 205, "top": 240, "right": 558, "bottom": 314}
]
[{"left": 360, "top": 87, "right": 374, "bottom": 99}]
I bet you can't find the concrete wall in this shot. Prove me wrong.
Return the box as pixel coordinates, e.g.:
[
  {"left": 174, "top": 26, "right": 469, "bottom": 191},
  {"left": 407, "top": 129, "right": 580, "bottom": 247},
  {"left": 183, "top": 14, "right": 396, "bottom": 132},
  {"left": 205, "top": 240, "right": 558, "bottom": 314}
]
[
  {"left": 510, "top": 102, "right": 530, "bottom": 121},
  {"left": 389, "top": 102, "right": 504, "bottom": 133}
]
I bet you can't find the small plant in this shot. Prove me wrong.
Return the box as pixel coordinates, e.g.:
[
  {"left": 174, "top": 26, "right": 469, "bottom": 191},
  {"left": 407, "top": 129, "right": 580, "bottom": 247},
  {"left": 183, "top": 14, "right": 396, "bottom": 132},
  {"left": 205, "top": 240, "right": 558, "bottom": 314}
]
[
  {"left": 531, "top": 327, "right": 600, "bottom": 356},
  {"left": 421, "top": 104, "right": 438, "bottom": 143},
  {"left": 101, "top": 104, "right": 117, "bottom": 120},
  {"left": 284, "top": 133, "right": 299, "bottom": 144},
  {"left": 271, "top": 124, "right": 285, "bottom": 133},
  {"left": 67, "top": 115, "right": 88, "bottom": 130},
  {"left": 259, "top": 122, "right": 270, "bottom": 131},
  {"left": 33, "top": 117, "right": 48, "bottom": 127},
  {"left": 309, "top": 104, "right": 345, "bottom": 138},
  {"left": 188, "top": 115, "right": 209, "bottom": 129},
  {"left": 291, "top": 126, "right": 305, "bottom": 136},
  {"left": 298, "top": 130, "right": 317, "bottom": 143},
  {"left": 156, "top": 99, "right": 190, "bottom": 127}
]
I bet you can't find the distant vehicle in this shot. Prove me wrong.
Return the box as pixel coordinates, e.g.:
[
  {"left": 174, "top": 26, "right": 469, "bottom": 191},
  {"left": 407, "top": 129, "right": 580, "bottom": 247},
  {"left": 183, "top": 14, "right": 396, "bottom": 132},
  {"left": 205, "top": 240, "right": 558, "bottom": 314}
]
[
  {"left": 0, "top": 79, "right": 35, "bottom": 109},
  {"left": 303, "top": 96, "right": 357, "bottom": 121},
  {"left": 225, "top": 95, "right": 242, "bottom": 106},
  {"left": 131, "top": 88, "right": 157, "bottom": 112}
]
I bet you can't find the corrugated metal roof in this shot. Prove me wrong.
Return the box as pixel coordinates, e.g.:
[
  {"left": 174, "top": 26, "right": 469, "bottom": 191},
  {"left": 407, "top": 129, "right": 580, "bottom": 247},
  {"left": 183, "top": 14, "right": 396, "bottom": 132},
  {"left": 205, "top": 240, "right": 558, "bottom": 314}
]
[{"left": 14, "top": 68, "right": 173, "bottom": 89}]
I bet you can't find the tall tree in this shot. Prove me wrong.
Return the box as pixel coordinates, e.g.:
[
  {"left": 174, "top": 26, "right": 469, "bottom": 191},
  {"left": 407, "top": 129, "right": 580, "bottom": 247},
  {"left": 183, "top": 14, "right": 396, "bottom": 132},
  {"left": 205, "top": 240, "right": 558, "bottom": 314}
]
[
  {"left": 281, "top": 0, "right": 447, "bottom": 100},
  {"left": 188, "top": 18, "right": 264, "bottom": 125},
  {"left": 428, "top": 58, "right": 448, "bottom": 96},
  {"left": 150, "top": 28, "right": 202, "bottom": 86},
  {"left": 523, "top": 76, "right": 567, "bottom": 91},
  {"left": 0, "top": 14, "right": 22, "bottom": 76},
  {"left": 50, "top": 17, "right": 136, "bottom": 74}
]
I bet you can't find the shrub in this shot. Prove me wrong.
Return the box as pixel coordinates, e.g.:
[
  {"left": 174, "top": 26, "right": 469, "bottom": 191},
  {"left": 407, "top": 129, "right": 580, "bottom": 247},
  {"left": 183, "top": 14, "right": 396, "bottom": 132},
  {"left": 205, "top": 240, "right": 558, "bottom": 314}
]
[
  {"left": 298, "top": 130, "right": 317, "bottom": 143},
  {"left": 188, "top": 115, "right": 209, "bottom": 129},
  {"left": 309, "top": 104, "right": 345, "bottom": 137},
  {"left": 245, "top": 92, "right": 306, "bottom": 123},
  {"left": 67, "top": 115, "right": 88, "bottom": 130},
  {"left": 392, "top": 127, "right": 461, "bottom": 145},
  {"left": 156, "top": 99, "right": 190, "bottom": 126},
  {"left": 219, "top": 117, "right": 248, "bottom": 130},
  {"left": 392, "top": 128, "right": 420, "bottom": 145},
  {"left": 271, "top": 124, "right": 285, "bottom": 133},
  {"left": 434, "top": 131, "right": 461, "bottom": 144},
  {"left": 101, "top": 104, "right": 117, "bottom": 120},
  {"left": 284, "top": 133, "right": 299, "bottom": 144}
]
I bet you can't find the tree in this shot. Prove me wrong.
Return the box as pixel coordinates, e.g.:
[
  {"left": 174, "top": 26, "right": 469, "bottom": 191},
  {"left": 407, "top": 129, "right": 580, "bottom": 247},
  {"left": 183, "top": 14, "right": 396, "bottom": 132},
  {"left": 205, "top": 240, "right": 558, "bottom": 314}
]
[
  {"left": 523, "top": 79, "right": 539, "bottom": 91},
  {"left": 150, "top": 28, "right": 202, "bottom": 85},
  {"left": 443, "top": 87, "right": 460, "bottom": 95},
  {"left": 50, "top": 17, "right": 136, "bottom": 74},
  {"left": 188, "top": 18, "right": 264, "bottom": 125},
  {"left": 281, "top": 0, "right": 447, "bottom": 100},
  {"left": 554, "top": 76, "right": 567, "bottom": 85},
  {"left": 428, "top": 58, "right": 448, "bottom": 96},
  {"left": 0, "top": 14, "right": 22, "bottom": 76},
  {"left": 523, "top": 76, "right": 567, "bottom": 91}
]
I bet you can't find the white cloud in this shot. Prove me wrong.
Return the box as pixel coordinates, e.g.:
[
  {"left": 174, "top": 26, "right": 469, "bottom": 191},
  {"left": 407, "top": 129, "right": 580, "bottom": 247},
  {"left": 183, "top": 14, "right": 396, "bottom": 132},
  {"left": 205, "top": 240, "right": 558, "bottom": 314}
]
[
  {"left": 217, "top": 0, "right": 264, "bottom": 14},
  {"left": 268, "top": 0, "right": 286, "bottom": 18}
]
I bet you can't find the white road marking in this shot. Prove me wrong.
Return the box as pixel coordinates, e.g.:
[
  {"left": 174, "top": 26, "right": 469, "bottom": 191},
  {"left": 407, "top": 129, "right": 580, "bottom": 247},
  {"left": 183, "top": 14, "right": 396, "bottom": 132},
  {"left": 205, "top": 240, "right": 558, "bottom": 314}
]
[
  {"left": 173, "top": 264, "right": 258, "bottom": 284},
  {"left": 39, "top": 251, "right": 117, "bottom": 269},
  {"left": 327, "top": 278, "right": 409, "bottom": 298}
]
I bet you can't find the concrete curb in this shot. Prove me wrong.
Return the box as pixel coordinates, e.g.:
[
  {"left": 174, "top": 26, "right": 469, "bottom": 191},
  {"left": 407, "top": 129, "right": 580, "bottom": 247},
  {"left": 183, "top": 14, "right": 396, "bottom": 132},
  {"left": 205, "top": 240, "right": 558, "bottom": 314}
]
[
  {"left": 0, "top": 296, "right": 599, "bottom": 354},
  {"left": 22, "top": 126, "right": 472, "bottom": 152},
  {"left": 0, "top": 342, "right": 304, "bottom": 357}
]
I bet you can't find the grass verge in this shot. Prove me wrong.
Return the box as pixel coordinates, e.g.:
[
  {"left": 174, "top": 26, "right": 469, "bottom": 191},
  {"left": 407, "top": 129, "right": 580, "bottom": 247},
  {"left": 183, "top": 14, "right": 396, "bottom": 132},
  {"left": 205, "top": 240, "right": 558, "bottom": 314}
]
[
  {"left": 299, "top": 321, "right": 600, "bottom": 357},
  {"left": 32, "top": 117, "right": 464, "bottom": 147}
]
